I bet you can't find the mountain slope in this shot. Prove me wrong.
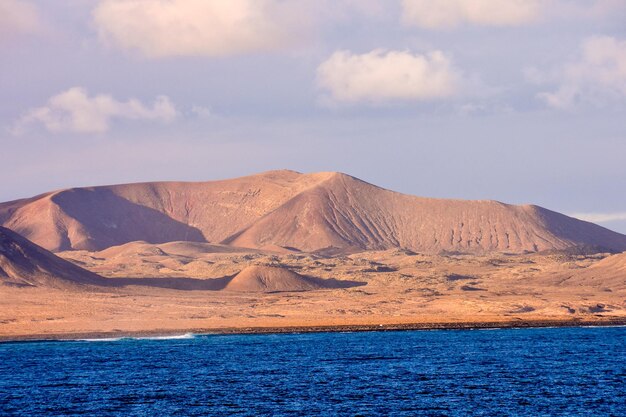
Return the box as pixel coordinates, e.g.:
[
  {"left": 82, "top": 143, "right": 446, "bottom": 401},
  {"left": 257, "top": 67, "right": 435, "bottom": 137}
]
[
  {"left": 2, "top": 170, "right": 625, "bottom": 254},
  {"left": 0, "top": 170, "right": 328, "bottom": 251},
  {"left": 224, "top": 265, "right": 323, "bottom": 292},
  {"left": 0, "top": 226, "right": 105, "bottom": 288},
  {"left": 225, "top": 172, "right": 626, "bottom": 254},
  {"left": 565, "top": 252, "right": 626, "bottom": 289}
]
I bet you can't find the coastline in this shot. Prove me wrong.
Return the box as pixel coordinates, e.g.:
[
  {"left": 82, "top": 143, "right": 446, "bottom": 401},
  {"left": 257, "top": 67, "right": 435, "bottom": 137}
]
[{"left": 2, "top": 318, "right": 625, "bottom": 343}]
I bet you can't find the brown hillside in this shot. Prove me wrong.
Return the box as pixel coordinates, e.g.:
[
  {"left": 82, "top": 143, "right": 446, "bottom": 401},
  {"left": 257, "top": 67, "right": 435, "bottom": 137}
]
[
  {"left": 224, "top": 172, "right": 626, "bottom": 254},
  {"left": 2, "top": 170, "right": 625, "bottom": 254},
  {"left": 0, "top": 227, "right": 105, "bottom": 288},
  {"left": 224, "top": 265, "right": 322, "bottom": 292},
  {"left": 565, "top": 252, "right": 626, "bottom": 289},
  {"left": 0, "top": 170, "right": 327, "bottom": 251}
]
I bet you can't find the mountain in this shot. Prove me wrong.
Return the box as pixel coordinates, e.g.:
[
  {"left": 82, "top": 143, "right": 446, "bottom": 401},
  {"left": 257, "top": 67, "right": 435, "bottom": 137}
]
[
  {"left": 565, "top": 252, "right": 626, "bottom": 289},
  {"left": 1, "top": 170, "right": 625, "bottom": 254},
  {"left": 224, "top": 265, "right": 323, "bottom": 292},
  {"left": 0, "top": 226, "right": 105, "bottom": 288}
]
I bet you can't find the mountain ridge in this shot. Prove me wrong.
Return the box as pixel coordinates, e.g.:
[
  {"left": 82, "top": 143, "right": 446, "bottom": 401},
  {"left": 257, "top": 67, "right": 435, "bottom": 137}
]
[
  {"left": 0, "top": 226, "right": 105, "bottom": 287},
  {"left": 1, "top": 170, "right": 625, "bottom": 254}
]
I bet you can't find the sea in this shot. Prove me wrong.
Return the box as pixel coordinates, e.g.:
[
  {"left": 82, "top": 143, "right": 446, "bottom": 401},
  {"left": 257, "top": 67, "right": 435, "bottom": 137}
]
[{"left": 1, "top": 327, "right": 624, "bottom": 416}]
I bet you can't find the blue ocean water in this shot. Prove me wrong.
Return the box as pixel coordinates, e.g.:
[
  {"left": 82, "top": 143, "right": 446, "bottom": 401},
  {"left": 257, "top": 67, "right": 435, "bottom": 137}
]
[{"left": 1, "top": 327, "right": 624, "bottom": 416}]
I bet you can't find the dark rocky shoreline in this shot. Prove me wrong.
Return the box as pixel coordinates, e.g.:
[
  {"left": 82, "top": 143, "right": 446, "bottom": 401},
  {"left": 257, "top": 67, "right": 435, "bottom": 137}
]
[{"left": 3, "top": 318, "right": 625, "bottom": 343}]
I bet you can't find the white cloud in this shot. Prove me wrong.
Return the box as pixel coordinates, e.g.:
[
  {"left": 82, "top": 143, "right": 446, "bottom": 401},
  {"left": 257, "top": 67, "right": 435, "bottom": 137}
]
[
  {"left": 571, "top": 212, "right": 626, "bottom": 223},
  {"left": 93, "top": 0, "right": 305, "bottom": 58},
  {"left": 533, "top": 36, "right": 626, "bottom": 108},
  {"left": 0, "top": 0, "right": 41, "bottom": 41},
  {"left": 14, "top": 87, "right": 177, "bottom": 134},
  {"left": 401, "top": 0, "right": 542, "bottom": 29},
  {"left": 317, "top": 49, "right": 463, "bottom": 104},
  {"left": 191, "top": 105, "right": 213, "bottom": 119}
]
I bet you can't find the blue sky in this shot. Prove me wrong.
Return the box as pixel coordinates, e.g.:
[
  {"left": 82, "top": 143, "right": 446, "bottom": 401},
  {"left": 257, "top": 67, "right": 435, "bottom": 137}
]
[{"left": 1, "top": 0, "right": 626, "bottom": 233}]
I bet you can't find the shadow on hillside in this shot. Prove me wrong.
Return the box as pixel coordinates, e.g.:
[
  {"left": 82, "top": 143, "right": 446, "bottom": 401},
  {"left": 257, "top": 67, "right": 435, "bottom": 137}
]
[
  {"left": 307, "top": 276, "right": 367, "bottom": 290},
  {"left": 94, "top": 275, "right": 366, "bottom": 292},
  {"left": 98, "top": 275, "right": 233, "bottom": 291},
  {"left": 51, "top": 188, "right": 206, "bottom": 251}
]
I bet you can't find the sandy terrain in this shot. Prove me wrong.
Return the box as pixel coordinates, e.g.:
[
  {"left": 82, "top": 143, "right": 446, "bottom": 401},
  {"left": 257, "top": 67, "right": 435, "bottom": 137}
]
[
  {"left": 1, "top": 170, "right": 625, "bottom": 340},
  {"left": 2, "top": 240, "right": 624, "bottom": 340}
]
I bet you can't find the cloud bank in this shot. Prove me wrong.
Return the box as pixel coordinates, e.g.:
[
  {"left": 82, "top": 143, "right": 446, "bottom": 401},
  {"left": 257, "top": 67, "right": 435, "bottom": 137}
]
[
  {"left": 317, "top": 49, "right": 463, "bottom": 104},
  {"left": 533, "top": 36, "right": 626, "bottom": 108},
  {"left": 93, "top": 0, "right": 303, "bottom": 58},
  {"left": 401, "top": 0, "right": 542, "bottom": 29},
  {"left": 0, "top": 0, "right": 41, "bottom": 41},
  {"left": 571, "top": 212, "right": 626, "bottom": 223},
  {"left": 15, "top": 87, "right": 177, "bottom": 134}
]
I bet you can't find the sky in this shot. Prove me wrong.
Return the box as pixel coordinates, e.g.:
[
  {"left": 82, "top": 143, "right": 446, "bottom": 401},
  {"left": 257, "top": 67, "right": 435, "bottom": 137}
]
[{"left": 1, "top": 0, "right": 626, "bottom": 233}]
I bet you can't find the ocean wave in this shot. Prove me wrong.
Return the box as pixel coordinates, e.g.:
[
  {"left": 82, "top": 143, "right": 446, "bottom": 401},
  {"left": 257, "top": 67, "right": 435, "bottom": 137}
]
[
  {"left": 78, "top": 333, "right": 196, "bottom": 342},
  {"left": 138, "top": 333, "right": 196, "bottom": 340}
]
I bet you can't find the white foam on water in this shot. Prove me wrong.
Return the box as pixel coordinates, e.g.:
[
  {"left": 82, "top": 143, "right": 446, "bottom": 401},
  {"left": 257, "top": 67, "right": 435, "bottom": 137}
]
[
  {"left": 77, "top": 333, "right": 196, "bottom": 342},
  {"left": 137, "top": 333, "right": 196, "bottom": 340}
]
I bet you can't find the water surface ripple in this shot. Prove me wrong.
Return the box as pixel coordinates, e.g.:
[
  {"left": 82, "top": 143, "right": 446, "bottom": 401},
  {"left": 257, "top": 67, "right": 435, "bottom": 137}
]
[{"left": 1, "top": 327, "right": 624, "bottom": 416}]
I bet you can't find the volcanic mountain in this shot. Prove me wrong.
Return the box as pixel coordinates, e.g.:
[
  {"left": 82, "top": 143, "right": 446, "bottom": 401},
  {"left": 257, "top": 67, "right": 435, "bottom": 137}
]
[
  {"left": 1, "top": 170, "right": 625, "bottom": 254},
  {"left": 224, "top": 265, "right": 323, "bottom": 292},
  {"left": 0, "top": 226, "right": 105, "bottom": 288},
  {"left": 565, "top": 252, "right": 626, "bottom": 290}
]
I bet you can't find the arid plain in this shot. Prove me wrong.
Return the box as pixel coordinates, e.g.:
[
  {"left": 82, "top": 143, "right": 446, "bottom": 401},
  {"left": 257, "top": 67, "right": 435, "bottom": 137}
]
[{"left": 1, "top": 171, "right": 625, "bottom": 340}]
